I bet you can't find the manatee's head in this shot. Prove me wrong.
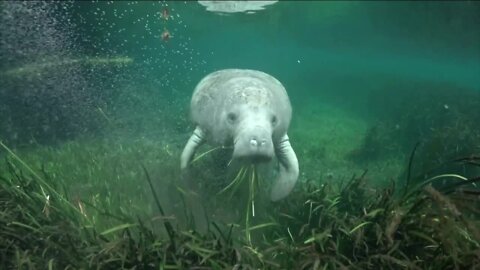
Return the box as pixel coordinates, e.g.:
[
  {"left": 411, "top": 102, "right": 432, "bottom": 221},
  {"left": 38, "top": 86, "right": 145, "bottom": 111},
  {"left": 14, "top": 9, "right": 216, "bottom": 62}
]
[{"left": 222, "top": 103, "right": 281, "bottom": 164}]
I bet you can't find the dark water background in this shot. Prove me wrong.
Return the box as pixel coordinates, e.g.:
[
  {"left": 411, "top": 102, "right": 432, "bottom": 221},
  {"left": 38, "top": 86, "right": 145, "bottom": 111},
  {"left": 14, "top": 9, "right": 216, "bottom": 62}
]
[
  {"left": 2, "top": 1, "right": 479, "bottom": 137},
  {"left": 1, "top": 1, "right": 479, "bottom": 227}
]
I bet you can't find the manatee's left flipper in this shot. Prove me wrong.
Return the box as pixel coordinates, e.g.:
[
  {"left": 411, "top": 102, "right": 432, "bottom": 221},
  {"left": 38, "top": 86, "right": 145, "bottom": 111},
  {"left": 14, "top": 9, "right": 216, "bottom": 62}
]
[
  {"left": 270, "top": 134, "right": 299, "bottom": 201},
  {"left": 180, "top": 126, "right": 206, "bottom": 170}
]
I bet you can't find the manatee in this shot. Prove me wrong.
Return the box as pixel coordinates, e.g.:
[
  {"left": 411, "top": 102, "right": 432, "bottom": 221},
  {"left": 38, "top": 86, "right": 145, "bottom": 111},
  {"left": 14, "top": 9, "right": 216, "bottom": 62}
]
[{"left": 180, "top": 69, "right": 299, "bottom": 201}]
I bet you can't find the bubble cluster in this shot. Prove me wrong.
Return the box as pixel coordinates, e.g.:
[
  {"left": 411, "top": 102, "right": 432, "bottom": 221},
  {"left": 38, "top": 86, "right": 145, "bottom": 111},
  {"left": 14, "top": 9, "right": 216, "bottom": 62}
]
[
  {"left": 0, "top": 1, "right": 208, "bottom": 146},
  {"left": 0, "top": 1, "right": 98, "bottom": 145},
  {"left": 70, "top": 1, "right": 207, "bottom": 91}
]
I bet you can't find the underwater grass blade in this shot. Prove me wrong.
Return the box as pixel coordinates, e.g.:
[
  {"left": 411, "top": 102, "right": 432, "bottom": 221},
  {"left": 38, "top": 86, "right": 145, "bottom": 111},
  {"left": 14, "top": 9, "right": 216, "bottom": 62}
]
[
  {"left": 217, "top": 166, "right": 247, "bottom": 195},
  {"left": 402, "top": 142, "right": 419, "bottom": 199},
  {"left": 176, "top": 186, "right": 196, "bottom": 229},
  {"left": 0, "top": 140, "right": 87, "bottom": 220},
  {"left": 408, "top": 230, "right": 438, "bottom": 246},
  {"left": 404, "top": 173, "right": 469, "bottom": 200},
  {"left": 246, "top": 222, "right": 278, "bottom": 232},
  {"left": 80, "top": 200, "right": 126, "bottom": 222},
  {"left": 250, "top": 165, "right": 256, "bottom": 218},
  {"left": 9, "top": 221, "right": 42, "bottom": 234},
  {"left": 245, "top": 165, "right": 258, "bottom": 245},
  {"left": 226, "top": 224, "right": 234, "bottom": 245},
  {"left": 191, "top": 146, "right": 226, "bottom": 164},
  {"left": 211, "top": 222, "right": 229, "bottom": 244},
  {"left": 100, "top": 223, "right": 138, "bottom": 236},
  {"left": 349, "top": 222, "right": 372, "bottom": 235},
  {"left": 454, "top": 155, "right": 480, "bottom": 167},
  {"left": 141, "top": 165, "right": 175, "bottom": 247},
  {"left": 97, "top": 107, "right": 112, "bottom": 124},
  {"left": 442, "top": 176, "right": 480, "bottom": 193}
]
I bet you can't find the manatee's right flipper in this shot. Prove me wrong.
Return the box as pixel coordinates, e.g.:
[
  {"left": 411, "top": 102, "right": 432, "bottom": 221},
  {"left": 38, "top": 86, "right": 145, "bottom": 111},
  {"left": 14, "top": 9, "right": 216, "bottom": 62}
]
[
  {"left": 270, "top": 134, "right": 299, "bottom": 201},
  {"left": 180, "top": 126, "right": 206, "bottom": 170}
]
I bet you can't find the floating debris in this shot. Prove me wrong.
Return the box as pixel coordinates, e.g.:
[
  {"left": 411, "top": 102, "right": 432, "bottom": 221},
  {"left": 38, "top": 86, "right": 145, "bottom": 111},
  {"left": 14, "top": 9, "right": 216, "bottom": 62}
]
[
  {"left": 161, "top": 7, "right": 170, "bottom": 20},
  {"left": 161, "top": 28, "right": 172, "bottom": 42}
]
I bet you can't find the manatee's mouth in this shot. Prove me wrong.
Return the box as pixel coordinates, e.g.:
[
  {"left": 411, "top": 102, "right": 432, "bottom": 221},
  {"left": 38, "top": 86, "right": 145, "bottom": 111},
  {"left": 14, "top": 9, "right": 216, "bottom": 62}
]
[{"left": 234, "top": 153, "right": 273, "bottom": 164}]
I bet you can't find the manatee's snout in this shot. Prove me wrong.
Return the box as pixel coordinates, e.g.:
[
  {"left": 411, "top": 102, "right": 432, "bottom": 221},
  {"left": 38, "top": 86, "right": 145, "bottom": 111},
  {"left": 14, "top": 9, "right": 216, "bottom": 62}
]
[{"left": 233, "top": 127, "right": 274, "bottom": 163}]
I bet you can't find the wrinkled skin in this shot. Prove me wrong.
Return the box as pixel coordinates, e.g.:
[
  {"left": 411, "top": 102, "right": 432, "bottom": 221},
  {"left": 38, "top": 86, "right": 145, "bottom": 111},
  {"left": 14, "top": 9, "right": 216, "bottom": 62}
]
[{"left": 181, "top": 69, "right": 299, "bottom": 201}]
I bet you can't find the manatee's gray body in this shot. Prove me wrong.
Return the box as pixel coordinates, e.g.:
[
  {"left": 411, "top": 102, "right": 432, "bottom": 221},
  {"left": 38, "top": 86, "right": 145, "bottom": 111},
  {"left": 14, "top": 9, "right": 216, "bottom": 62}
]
[{"left": 181, "top": 69, "right": 299, "bottom": 201}]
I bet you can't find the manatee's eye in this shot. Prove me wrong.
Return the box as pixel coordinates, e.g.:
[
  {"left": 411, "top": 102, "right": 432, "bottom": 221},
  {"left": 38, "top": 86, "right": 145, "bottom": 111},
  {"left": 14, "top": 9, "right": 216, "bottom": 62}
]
[
  {"left": 271, "top": 115, "right": 278, "bottom": 126},
  {"left": 227, "top": 112, "right": 237, "bottom": 124}
]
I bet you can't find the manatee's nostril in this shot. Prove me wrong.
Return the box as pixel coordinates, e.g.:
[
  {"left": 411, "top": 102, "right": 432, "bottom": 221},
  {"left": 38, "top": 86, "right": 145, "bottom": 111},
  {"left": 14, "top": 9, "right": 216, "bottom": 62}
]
[
  {"left": 250, "top": 139, "right": 258, "bottom": 147},
  {"left": 261, "top": 139, "right": 267, "bottom": 146}
]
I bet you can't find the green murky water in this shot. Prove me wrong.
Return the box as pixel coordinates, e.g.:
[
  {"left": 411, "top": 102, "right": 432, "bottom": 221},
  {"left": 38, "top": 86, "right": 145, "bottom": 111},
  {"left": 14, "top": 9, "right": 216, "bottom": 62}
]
[{"left": 1, "top": 1, "right": 479, "bottom": 268}]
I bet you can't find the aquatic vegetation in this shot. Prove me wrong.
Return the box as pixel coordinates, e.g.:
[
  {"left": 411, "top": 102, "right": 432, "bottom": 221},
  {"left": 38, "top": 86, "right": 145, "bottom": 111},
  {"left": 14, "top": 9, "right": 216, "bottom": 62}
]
[
  {"left": 215, "top": 164, "right": 264, "bottom": 246},
  {"left": 352, "top": 81, "right": 480, "bottom": 184},
  {"left": 0, "top": 137, "right": 181, "bottom": 232},
  {"left": 1, "top": 1, "right": 479, "bottom": 268},
  {"left": 261, "top": 162, "right": 480, "bottom": 268},
  {"left": 0, "top": 140, "right": 245, "bottom": 268},
  {"left": 0, "top": 159, "right": 243, "bottom": 268},
  {"left": 1, "top": 139, "right": 479, "bottom": 268}
]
